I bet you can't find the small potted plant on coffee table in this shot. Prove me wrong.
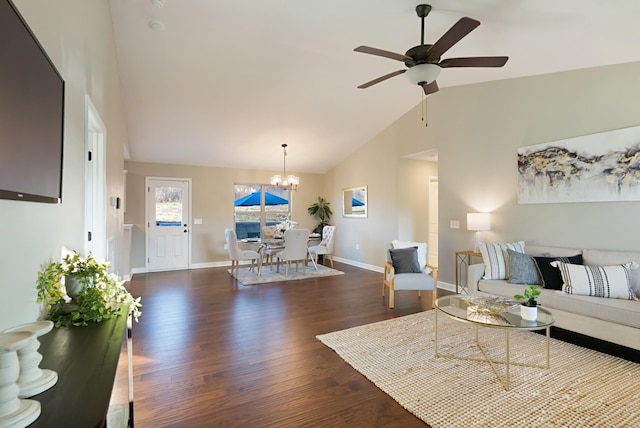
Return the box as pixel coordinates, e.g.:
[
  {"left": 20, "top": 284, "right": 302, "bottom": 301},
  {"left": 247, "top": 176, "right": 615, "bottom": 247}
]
[{"left": 514, "top": 285, "right": 541, "bottom": 321}]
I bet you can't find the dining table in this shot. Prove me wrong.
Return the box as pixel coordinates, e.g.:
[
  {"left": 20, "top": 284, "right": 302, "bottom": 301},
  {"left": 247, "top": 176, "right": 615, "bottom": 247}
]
[{"left": 239, "top": 234, "right": 322, "bottom": 275}]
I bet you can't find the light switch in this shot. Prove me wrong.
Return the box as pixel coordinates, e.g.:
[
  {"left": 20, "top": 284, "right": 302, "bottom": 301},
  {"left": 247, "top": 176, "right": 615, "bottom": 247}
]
[
  {"left": 450, "top": 220, "right": 460, "bottom": 229},
  {"left": 194, "top": 218, "right": 203, "bottom": 224}
]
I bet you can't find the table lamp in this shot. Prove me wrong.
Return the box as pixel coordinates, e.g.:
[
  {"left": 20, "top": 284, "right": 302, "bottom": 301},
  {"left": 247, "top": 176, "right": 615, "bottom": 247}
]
[{"left": 467, "top": 213, "right": 491, "bottom": 253}]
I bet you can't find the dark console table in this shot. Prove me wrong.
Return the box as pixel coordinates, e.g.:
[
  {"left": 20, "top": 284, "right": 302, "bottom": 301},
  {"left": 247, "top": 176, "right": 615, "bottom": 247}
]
[{"left": 30, "top": 308, "right": 128, "bottom": 428}]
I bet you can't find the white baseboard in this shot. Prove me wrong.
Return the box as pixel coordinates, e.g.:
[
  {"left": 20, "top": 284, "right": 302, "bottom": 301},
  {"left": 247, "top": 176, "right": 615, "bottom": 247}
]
[
  {"left": 438, "top": 281, "right": 456, "bottom": 293},
  {"left": 331, "top": 256, "right": 382, "bottom": 273}
]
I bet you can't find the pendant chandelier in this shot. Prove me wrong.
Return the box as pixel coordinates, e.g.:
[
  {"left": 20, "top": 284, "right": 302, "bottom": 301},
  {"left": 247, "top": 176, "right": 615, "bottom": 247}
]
[{"left": 270, "top": 144, "right": 299, "bottom": 191}]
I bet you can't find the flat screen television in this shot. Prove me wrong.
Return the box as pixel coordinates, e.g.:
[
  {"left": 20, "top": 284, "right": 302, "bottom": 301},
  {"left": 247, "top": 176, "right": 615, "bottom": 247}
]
[{"left": 0, "top": 0, "right": 64, "bottom": 203}]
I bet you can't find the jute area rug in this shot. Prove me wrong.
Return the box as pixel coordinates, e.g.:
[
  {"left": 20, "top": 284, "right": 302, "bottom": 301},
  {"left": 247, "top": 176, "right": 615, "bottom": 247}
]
[
  {"left": 228, "top": 264, "right": 343, "bottom": 285},
  {"left": 317, "top": 310, "right": 640, "bottom": 427}
]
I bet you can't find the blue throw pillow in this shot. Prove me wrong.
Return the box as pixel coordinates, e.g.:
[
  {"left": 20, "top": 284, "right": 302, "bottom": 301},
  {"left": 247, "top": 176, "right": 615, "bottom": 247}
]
[
  {"left": 507, "top": 249, "right": 541, "bottom": 285},
  {"left": 389, "top": 247, "right": 421, "bottom": 273}
]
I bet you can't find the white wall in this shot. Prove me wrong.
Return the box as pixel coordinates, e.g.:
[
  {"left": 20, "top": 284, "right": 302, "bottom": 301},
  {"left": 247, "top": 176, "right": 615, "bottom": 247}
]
[
  {"left": 326, "top": 61, "right": 640, "bottom": 286},
  {"left": 0, "top": 0, "right": 128, "bottom": 330},
  {"left": 436, "top": 62, "right": 640, "bottom": 285}
]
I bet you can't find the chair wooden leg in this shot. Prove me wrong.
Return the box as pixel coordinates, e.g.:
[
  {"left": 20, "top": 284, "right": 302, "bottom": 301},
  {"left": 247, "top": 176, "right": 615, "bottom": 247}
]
[
  {"left": 431, "top": 287, "right": 437, "bottom": 309},
  {"left": 329, "top": 255, "right": 333, "bottom": 268},
  {"left": 389, "top": 289, "right": 394, "bottom": 309}
]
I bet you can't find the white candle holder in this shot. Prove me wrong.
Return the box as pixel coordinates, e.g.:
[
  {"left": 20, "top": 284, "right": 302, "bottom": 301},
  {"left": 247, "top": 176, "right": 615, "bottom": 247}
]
[
  {"left": 0, "top": 331, "right": 41, "bottom": 427},
  {"left": 3, "top": 321, "right": 58, "bottom": 398}
]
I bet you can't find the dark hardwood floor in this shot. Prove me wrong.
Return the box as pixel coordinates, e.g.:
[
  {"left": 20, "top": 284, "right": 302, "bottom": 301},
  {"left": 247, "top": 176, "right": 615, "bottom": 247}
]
[{"left": 112, "top": 263, "right": 438, "bottom": 427}]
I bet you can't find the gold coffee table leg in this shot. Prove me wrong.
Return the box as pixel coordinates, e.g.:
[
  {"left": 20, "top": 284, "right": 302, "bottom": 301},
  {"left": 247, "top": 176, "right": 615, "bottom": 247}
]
[{"left": 434, "top": 307, "right": 439, "bottom": 357}]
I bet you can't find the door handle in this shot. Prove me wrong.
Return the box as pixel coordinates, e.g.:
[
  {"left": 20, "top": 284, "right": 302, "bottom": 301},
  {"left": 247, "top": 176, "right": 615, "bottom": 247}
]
[{"left": 183, "top": 230, "right": 188, "bottom": 233}]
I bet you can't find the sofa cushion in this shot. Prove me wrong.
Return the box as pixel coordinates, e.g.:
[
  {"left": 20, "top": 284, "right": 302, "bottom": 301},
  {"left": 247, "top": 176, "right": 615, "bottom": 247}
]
[
  {"left": 479, "top": 241, "right": 525, "bottom": 280},
  {"left": 553, "top": 261, "right": 639, "bottom": 300},
  {"left": 533, "top": 254, "right": 583, "bottom": 290},
  {"left": 389, "top": 247, "right": 421, "bottom": 273},
  {"left": 507, "top": 249, "right": 542, "bottom": 285},
  {"left": 583, "top": 249, "right": 640, "bottom": 298},
  {"left": 477, "top": 279, "right": 640, "bottom": 329},
  {"left": 525, "top": 245, "right": 582, "bottom": 257}
]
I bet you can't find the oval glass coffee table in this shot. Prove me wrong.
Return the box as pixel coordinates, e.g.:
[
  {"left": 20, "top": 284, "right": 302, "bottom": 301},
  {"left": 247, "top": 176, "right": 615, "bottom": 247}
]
[{"left": 435, "top": 295, "right": 555, "bottom": 390}]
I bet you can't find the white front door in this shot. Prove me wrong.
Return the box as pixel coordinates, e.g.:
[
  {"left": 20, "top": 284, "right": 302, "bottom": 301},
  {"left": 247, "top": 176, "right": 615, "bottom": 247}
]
[{"left": 146, "top": 177, "right": 191, "bottom": 271}]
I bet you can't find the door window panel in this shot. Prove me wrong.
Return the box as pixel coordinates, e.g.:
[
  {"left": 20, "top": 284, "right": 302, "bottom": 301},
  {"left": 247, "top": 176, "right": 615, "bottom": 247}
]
[{"left": 155, "top": 186, "right": 183, "bottom": 226}]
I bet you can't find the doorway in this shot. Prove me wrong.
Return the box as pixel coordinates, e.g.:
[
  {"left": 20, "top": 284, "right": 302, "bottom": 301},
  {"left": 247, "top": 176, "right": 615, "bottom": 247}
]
[
  {"left": 85, "top": 96, "right": 106, "bottom": 260},
  {"left": 428, "top": 176, "right": 438, "bottom": 267},
  {"left": 146, "top": 177, "right": 191, "bottom": 271}
]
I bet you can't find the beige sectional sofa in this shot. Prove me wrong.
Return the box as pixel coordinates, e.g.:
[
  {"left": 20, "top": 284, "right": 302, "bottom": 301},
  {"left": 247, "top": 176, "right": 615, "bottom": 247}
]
[{"left": 468, "top": 245, "right": 640, "bottom": 351}]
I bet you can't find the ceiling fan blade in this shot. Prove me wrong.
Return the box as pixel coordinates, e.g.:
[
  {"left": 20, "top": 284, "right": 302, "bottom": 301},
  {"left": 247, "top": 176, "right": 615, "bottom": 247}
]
[
  {"left": 354, "top": 46, "right": 414, "bottom": 63},
  {"left": 439, "top": 56, "right": 509, "bottom": 68},
  {"left": 357, "top": 70, "right": 406, "bottom": 89},
  {"left": 426, "top": 17, "right": 480, "bottom": 61},
  {"left": 421, "top": 80, "right": 439, "bottom": 95}
]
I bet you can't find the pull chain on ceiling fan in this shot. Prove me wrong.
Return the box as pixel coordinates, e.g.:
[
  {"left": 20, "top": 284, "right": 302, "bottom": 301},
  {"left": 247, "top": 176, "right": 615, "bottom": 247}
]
[{"left": 354, "top": 4, "right": 509, "bottom": 96}]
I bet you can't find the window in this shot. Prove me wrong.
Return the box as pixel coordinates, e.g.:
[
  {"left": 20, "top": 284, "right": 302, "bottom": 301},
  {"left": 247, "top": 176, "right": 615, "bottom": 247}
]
[
  {"left": 233, "top": 184, "right": 290, "bottom": 239},
  {"left": 155, "top": 186, "right": 184, "bottom": 226}
]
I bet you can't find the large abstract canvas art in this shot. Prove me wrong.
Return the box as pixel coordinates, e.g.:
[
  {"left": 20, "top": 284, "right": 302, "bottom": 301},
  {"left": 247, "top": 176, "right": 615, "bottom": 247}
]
[{"left": 518, "top": 126, "right": 640, "bottom": 204}]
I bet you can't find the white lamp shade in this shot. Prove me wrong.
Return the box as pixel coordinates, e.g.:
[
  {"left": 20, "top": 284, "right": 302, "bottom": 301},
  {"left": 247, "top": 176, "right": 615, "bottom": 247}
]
[
  {"left": 467, "top": 213, "right": 491, "bottom": 231},
  {"left": 405, "top": 63, "right": 441, "bottom": 85}
]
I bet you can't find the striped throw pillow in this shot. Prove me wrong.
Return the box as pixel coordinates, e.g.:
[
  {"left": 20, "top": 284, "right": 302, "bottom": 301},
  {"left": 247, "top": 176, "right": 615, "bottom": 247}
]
[
  {"left": 479, "top": 241, "right": 525, "bottom": 280},
  {"left": 552, "top": 261, "right": 639, "bottom": 300}
]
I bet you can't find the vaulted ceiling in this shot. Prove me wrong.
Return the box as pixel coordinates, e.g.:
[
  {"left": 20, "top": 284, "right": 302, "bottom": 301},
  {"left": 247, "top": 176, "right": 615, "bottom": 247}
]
[{"left": 109, "top": 0, "right": 640, "bottom": 173}]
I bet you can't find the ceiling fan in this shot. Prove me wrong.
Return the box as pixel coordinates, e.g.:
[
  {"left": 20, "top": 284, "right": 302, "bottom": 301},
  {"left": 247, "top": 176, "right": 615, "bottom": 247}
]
[{"left": 354, "top": 4, "right": 508, "bottom": 95}]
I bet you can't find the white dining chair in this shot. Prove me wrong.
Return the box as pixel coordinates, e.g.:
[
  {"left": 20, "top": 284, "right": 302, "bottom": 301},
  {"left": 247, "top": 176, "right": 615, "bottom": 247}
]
[
  {"left": 225, "top": 229, "right": 261, "bottom": 277},
  {"left": 307, "top": 225, "right": 336, "bottom": 270},
  {"left": 261, "top": 225, "right": 284, "bottom": 270},
  {"left": 276, "top": 229, "right": 310, "bottom": 276}
]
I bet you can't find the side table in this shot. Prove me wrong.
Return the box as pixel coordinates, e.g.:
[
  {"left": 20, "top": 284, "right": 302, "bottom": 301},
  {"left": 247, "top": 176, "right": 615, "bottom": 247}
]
[{"left": 455, "top": 250, "right": 482, "bottom": 294}]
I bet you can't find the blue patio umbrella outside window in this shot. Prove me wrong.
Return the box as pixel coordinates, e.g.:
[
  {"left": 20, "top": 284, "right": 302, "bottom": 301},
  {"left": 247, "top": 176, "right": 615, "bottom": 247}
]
[
  {"left": 352, "top": 197, "right": 364, "bottom": 206},
  {"left": 234, "top": 191, "right": 288, "bottom": 206}
]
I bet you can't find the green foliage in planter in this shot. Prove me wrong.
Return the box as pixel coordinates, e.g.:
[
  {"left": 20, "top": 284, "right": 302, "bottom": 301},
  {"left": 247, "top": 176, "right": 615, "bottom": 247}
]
[
  {"left": 36, "top": 252, "right": 142, "bottom": 327},
  {"left": 307, "top": 196, "right": 333, "bottom": 234},
  {"left": 514, "top": 284, "right": 541, "bottom": 307}
]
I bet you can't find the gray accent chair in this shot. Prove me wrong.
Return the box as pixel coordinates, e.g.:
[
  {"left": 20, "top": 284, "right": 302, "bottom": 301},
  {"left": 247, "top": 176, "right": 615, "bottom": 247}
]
[{"left": 383, "top": 241, "right": 439, "bottom": 309}]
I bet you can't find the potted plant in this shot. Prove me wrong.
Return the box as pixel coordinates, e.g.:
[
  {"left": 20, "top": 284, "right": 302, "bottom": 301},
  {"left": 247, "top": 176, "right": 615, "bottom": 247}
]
[
  {"left": 307, "top": 196, "right": 333, "bottom": 234},
  {"left": 36, "top": 251, "right": 142, "bottom": 327},
  {"left": 514, "top": 284, "right": 541, "bottom": 321}
]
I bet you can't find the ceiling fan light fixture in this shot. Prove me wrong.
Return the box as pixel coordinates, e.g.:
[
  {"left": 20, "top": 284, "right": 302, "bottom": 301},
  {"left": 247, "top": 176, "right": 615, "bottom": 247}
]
[{"left": 405, "top": 63, "right": 441, "bottom": 86}]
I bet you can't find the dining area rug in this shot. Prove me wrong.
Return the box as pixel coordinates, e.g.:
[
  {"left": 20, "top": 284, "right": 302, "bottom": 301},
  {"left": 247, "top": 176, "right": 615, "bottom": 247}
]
[
  {"left": 317, "top": 310, "right": 640, "bottom": 427},
  {"left": 229, "top": 264, "right": 344, "bottom": 285}
]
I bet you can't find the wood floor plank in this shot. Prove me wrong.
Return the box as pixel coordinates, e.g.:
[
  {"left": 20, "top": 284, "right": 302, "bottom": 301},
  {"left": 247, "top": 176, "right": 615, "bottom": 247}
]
[{"left": 111, "top": 263, "right": 433, "bottom": 427}]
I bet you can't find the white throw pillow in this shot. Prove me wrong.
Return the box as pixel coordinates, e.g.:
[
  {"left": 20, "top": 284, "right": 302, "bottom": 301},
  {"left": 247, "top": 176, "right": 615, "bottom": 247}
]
[
  {"left": 392, "top": 240, "right": 427, "bottom": 268},
  {"left": 552, "top": 261, "right": 639, "bottom": 300},
  {"left": 479, "top": 241, "right": 525, "bottom": 280}
]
